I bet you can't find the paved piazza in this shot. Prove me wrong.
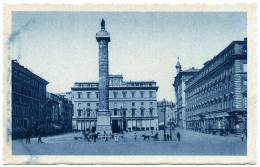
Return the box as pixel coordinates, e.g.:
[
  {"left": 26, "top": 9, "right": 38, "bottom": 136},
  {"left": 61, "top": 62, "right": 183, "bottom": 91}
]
[{"left": 12, "top": 129, "right": 246, "bottom": 155}]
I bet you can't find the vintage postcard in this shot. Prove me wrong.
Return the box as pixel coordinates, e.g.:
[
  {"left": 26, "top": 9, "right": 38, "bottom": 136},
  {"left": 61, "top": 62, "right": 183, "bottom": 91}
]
[{"left": 2, "top": 3, "right": 257, "bottom": 165}]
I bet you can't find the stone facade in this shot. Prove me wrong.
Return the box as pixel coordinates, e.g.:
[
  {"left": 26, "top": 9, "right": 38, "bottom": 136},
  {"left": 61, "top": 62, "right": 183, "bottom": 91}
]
[
  {"left": 46, "top": 93, "right": 73, "bottom": 134},
  {"left": 11, "top": 60, "right": 49, "bottom": 139},
  {"left": 185, "top": 38, "right": 247, "bottom": 135},
  {"left": 157, "top": 101, "right": 176, "bottom": 127},
  {"left": 173, "top": 59, "right": 199, "bottom": 129},
  {"left": 71, "top": 75, "right": 159, "bottom": 133}
]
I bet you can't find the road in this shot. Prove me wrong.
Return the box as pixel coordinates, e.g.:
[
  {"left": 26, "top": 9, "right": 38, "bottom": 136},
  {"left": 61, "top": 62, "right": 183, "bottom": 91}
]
[{"left": 12, "top": 129, "right": 246, "bottom": 155}]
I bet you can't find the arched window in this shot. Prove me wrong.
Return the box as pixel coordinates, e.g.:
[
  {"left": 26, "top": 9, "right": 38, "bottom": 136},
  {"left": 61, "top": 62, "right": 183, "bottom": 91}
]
[
  {"left": 87, "top": 110, "right": 90, "bottom": 117},
  {"left": 131, "top": 109, "right": 135, "bottom": 117},
  {"left": 149, "top": 108, "right": 153, "bottom": 116},
  {"left": 141, "top": 109, "right": 144, "bottom": 117},
  {"left": 114, "top": 109, "right": 117, "bottom": 116}
]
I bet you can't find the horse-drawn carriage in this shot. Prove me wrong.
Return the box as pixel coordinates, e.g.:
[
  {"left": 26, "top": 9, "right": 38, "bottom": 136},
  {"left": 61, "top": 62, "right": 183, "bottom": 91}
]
[{"left": 142, "top": 132, "right": 159, "bottom": 141}]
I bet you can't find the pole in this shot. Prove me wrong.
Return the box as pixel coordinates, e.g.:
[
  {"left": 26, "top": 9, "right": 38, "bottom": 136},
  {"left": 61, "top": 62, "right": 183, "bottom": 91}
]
[
  {"left": 84, "top": 108, "right": 86, "bottom": 131},
  {"left": 163, "top": 99, "right": 166, "bottom": 141},
  {"left": 170, "top": 105, "right": 173, "bottom": 140},
  {"left": 121, "top": 107, "right": 123, "bottom": 133}
]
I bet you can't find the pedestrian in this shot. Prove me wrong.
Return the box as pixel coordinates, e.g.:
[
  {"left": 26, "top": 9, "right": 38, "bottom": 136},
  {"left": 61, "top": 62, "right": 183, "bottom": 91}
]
[
  {"left": 37, "top": 129, "right": 43, "bottom": 144},
  {"left": 134, "top": 132, "right": 137, "bottom": 141},
  {"left": 167, "top": 133, "right": 170, "bottom": 141},
  {"left": 25, "top": 128, "right": 31, "bottom": 144},
  {"left": 93, "top": 132, "right": 97, "bottom": 142},
  {"left": 115, "top": 134, "right": 119, "bottom": 142},
  {"left": 104, "top": 131, "right": 109, "bottom": 141},
  {"left": 177, "top": 132, "right": 181, "bottom": 142},
  {"left": 241, "top": 133, "right": 245, "bottom": 142}
]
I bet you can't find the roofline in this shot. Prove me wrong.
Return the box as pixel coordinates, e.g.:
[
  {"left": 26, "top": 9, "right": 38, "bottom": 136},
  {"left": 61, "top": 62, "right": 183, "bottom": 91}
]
[
  {"left": 186, "top": 39, "right": 246, "bottom": 85},
  {"left": 71, "top": 86, "right": 159, "bottom": 91},
  {"left": 12, "top": 60, "right": 49, "bottom": 84}
]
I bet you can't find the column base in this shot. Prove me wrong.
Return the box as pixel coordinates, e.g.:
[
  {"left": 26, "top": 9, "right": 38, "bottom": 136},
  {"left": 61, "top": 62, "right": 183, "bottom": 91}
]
[
  {"left": 96, "top": 110, "right": 112, "bottom": 134},
  {"left": 96, "top": 125, "right": 112, "bottom": 134}
]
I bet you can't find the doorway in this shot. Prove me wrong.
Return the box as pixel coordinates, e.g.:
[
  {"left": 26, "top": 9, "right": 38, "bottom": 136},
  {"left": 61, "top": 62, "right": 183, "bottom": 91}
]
[{"left": 112, "top": 120, "right": 121, "bottom": 133}]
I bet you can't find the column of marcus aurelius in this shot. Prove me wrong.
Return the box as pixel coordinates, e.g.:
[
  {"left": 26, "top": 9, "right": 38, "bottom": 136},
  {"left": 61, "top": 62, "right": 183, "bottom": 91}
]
[{"left": 96, "top": 19, "right": 112, "bottom": 134}]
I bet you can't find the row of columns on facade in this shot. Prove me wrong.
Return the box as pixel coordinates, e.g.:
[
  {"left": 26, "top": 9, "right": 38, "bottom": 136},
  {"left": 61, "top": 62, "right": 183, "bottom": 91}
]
[{"left": 76, "top": 119, "right": 157, "bottom": 130}]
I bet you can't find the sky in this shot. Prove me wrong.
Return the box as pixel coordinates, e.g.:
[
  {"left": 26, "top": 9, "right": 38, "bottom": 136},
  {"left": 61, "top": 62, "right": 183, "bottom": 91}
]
[{"left": 10, "top": 12, "right": 246, "bottom": 101}]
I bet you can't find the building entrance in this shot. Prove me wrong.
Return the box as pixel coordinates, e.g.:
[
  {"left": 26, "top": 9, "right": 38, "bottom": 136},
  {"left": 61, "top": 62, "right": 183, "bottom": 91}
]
[
  {"left": 123, "top": 119, "right": 127, "bottom": 131},
  {"left": 112, "top": 120, "right": 121, "bottom": 133}
]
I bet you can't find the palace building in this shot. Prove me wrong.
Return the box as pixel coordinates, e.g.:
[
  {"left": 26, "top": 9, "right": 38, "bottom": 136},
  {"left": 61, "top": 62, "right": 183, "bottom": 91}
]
[
  {"left": 185, "top": 38, "right": 247, "bottom": 135},
  {"left": 173, "top": 58, "right": 199, "bottom": 129},
  {"left": 71, "top": 75, "right": 159, "bottom": 133},
  {"left": 12, "top": 60, "right": 49, "bottom": 139}
]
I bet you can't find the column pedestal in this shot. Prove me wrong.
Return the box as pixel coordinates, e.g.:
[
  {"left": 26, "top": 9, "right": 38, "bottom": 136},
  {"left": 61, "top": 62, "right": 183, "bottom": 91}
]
[{"left": 96, "top": 110, "right": 112, "bottom": 134}]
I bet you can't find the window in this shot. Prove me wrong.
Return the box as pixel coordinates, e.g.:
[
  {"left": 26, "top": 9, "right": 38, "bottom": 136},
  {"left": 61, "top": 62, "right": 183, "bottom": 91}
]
[
  {"left": 95, "top": 92, "right": 99, "bottom": 98},
  {"left": 243, "top": 63, "right": 247, "bottom": 72},
  {"left": 114, "top": 109, "right": 117, "bottom": 116},
  {"left": 131, "top": 109, "right": 135, "bottom": 117},
  {"left": 243, "top": 80, "right": 247, "bottom": 86},
  {"left": 78, "top": 110, "right": 81, "bottom": 117},
  {"left": 150, "top": 102, "right": 153, "bottom": 106},
  {"left": 141, "top": 109, "right": 144, "bottom": 117},
  {"left": 141, "top": 102, "right": 144, "bottom": 106},
  {"left": 13, "top": 70, "right": 17, "bottom": 77},
  {"left": 149, "top": 91, "right": 153, "bottom": 98},
  {"left": 245, "top": 96, "right": 247, "bottom": 108},
  {"left": 78, "top": 103, "right": 81, "bottom": 108},
  {"left": 149, "top": 108, "right": 153, "bottom": 116},
  {"left": 131, "top": 91, "right": 135, "bottom": 98},
  {"left": 87, "top": 110, "right": 90, "bottom": 117},
  {"left": 113, "top": 92, "right": 118, "bottom": 98},
  {"left": 132, "top": 102, "right": 135, "bottom": 107},
  {"left": 87, "top": 92, "right": 91, "bottom": 99},
  {"left": 96, "top": 103, "right": 99, "bottom": 107},
  {"left": 122, "top": 91, "right": 127, "bottom": 98},
  {"left": 140, "top": 91, "right": 144, "bottom": 98},
  {"left": 87, "top": 103, "right": 90, "bottom": 107},
  {"left": 77, "top": 92, "right": 82, "bottom": 99}
]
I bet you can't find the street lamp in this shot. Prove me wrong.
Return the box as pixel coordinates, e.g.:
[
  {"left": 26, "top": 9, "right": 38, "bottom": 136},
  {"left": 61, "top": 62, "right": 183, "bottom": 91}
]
[
  {"left": 83, "top": 108, "right": 86, "bottom": 131},
  {"left": 52, "top": 105, "right": 55, "bottom": 126},
  {"left": 169, "top": 103, "right": 175, "bottom": 140},
  {"left": 162, "top": 98, "right": 167, "bottom": 141},
  {"left": 120, "top": 106, "right": 123, "bottom": 133}
]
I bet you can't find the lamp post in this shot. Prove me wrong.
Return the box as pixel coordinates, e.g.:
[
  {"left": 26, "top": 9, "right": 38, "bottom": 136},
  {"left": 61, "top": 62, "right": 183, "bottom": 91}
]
[
  {"left": 52, "top": 105, "right": 55, "bottom": 127},
  {"left": 120, "top": 106, "right": 123, "bottom": 133},
  {"left": 169, "top": 103, "right": 175, "bottom": 140},
  {"left": 162, "top": 99, "right": 166, "bottom": 141},
  {"left": 83, "top": 108, "right": 86, "bottom": 131}
]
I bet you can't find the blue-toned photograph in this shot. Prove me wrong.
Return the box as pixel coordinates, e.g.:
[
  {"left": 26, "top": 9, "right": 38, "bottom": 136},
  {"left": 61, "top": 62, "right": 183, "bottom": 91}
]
[{"left": 9, "top": 12, "right": 247, "bottom": 155}]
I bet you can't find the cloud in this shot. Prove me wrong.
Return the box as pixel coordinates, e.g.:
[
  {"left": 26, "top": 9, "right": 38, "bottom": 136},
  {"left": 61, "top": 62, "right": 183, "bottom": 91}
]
[{"left": 8, "top": 18, "right": 36, "bottom": 43}]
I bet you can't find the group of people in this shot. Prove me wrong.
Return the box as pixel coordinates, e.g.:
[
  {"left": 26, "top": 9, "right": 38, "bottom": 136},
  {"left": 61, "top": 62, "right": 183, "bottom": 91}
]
[
  {"left": 25, "top": 127, "right": 44, "bottom": 144},
  {"left": 82, "top": 130, "right": 127, "bottom": 142},
  {"left": 136, "top": 131, "right": 181, "bottom": 142},
  {"left": 82, "top": 130, "right": 99, "bottom": 142},
  {"left": 164, "top": 131, "right": 181, "bottom": 142}
]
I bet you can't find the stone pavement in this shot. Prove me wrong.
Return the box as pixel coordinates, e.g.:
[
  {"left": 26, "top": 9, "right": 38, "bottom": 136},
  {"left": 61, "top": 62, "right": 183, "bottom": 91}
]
[{"left": 12, "top": 129, "right": 246, "bottom": 155}]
